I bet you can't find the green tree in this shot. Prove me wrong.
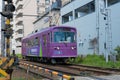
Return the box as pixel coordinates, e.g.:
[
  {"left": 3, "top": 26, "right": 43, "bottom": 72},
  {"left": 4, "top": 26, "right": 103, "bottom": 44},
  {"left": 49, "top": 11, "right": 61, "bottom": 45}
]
[{"left": 114, "top": 46, "right": 120, "bottom": 61}]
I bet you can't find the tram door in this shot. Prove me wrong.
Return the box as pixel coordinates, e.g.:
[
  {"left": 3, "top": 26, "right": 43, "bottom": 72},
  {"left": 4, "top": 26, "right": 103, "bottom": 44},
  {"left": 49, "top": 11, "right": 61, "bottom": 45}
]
[
  {"left": 47, "top": 33, "right": 50, "bottom": 56},
  {"left": 43, "top": 34, "right": 49, "bottom": 57}
]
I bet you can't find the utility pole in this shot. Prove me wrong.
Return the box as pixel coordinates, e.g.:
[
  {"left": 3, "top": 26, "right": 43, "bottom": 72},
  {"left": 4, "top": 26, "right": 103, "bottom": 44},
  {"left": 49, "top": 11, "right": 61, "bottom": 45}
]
[
  {"left": 104, "top": 0, "right": 110, "bottom": 63},
  {"left": 0, "top": 0, "right": 16, "bottom": 79},
  {"left": 95, "top": 0, "right": 100, "bottom": 54},
  {"left": 1, "top": 0, "right": 5, "bottom": 57},
  {"left": 104, "top": 0, "right": 113, "bottom": 62},
  {"left": 1, "top": 0, "right": 15, "bottom": 57},
  {"left": 99, "top": 0, "right": 113, "bottom": 62},
  {"left": 97, "top": 0, "right": 108, "bottom": 62}
]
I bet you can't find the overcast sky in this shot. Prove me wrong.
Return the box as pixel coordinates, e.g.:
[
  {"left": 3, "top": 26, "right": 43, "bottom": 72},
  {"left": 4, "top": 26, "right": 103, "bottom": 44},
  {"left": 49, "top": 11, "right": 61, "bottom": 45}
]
[
  {"left": 0, "top": 0, "right": 2, "bottom": 12},
  {"left": 0, "top": 0, "right": 1, "bottom": 19}
]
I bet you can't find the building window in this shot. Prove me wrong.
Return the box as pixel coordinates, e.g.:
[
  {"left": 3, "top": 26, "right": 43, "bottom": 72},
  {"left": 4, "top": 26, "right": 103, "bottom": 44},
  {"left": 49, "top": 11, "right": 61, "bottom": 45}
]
[
  {"left": 18, "top": 29, "right": 23, "bottom": 34},
  {"left": 62, "top": 11, "right": 73, "bottom": 23},
  {"left": 75, "top": 1, "right": 95, "bottom": 19},
  {"left": 45, "top": 0, "right": 50, "bottom": 5},
  {"left": 36, "top": 0, "right": 39, "bottom": 3},
  {"left": 45, "top": 7, "right": 50, "bottom": 13},
  {"left": 108, "top": 0, "right": 120, "bottom": 6}
]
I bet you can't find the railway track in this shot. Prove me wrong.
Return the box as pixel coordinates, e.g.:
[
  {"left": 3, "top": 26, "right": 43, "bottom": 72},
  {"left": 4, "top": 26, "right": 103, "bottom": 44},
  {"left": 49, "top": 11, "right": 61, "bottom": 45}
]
[
  {"left": 20, "top": 60, "right": 80, "bottom": 76},
  {"left": 19, "top": 60, "right": 120, "bottom": 80},
  {"left": 60, "top": 64, "right": 120, "bottom": 75},
  {"left": 70, "top": 64, "right": 120, "bottom": 73}
]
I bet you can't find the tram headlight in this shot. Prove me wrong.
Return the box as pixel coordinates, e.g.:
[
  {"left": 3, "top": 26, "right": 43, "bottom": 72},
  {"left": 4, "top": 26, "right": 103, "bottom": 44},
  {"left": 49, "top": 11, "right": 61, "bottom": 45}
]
[
  {"left": 71, "top": 47, "right": 76, "bottom": 50},
  {"left": 54, "top": 47, "right": 60, "bottom": 50},
  {"left": 71, "top": 47, "right": 74, "bottom": 50},
  {"left": 56, "top": 47, "right": 60, "bottom": 50}
]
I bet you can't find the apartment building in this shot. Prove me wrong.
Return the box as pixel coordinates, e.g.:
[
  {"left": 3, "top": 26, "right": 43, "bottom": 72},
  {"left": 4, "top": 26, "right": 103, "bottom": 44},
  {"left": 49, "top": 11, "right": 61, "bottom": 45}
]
[
  {"left": 12, "top": 0, "right": 37, "bottom": 54},
  {"left": 12, "top": 0, "right": 60, "bottom": 54},
  {"left": 61, "top": 0, "right": 120, "bottom": 56},
  {"left": 34, "top": 0, "right": 61, "bottom": 30}
]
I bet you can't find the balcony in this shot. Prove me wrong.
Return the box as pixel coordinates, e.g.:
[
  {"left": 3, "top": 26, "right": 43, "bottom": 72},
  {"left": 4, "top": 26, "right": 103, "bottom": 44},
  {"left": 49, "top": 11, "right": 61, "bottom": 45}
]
[
  {"left": 45, "top": 0, "right": 62, "bottom": 13},
  {"left": 17, "top": 9, "right": 22, "bottom": 15},
  {"left": 15, "top": 0, "right": 23, "bottom": 5},
  {"left": 51, "top": 1, "right": 61, "bottom": 10},
  {"left": 16, "top": 9, "right": 23, "bottom": 17},
  {"left": 16, "top": 1, "right": 23, "bottom": 10},
  {"left": 15, "top": 25, "right": 23, "bottom": 31},
  {"left": 38, "top": 3, "right": 45, "bottom": 7},
  {"left": 15, "top": 34, "right": 23, "bottom": 39},
  {"left": 15, "top": 21, "right": 23, "bottom": 25},
  {"left": 16, "top": 41, "right": 22, "bottom": 47},
  {"left": 15, "top": 17, "right": 23, "bottom": 24}
]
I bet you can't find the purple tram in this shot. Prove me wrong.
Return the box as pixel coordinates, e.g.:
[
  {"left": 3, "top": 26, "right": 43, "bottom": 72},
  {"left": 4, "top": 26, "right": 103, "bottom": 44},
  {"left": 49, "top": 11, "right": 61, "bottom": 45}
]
[{"left": 22, "top": 26, "right": 77, "bottom": 63}]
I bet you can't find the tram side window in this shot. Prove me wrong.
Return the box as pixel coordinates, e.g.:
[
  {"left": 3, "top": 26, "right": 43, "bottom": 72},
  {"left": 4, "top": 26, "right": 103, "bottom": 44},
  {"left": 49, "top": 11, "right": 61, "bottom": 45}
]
[
  {"left": 25, "top": 40, "right": 28, "bottom": 47},
  {"left": 27, "top": 39, "right": 33, "bottom": 47},
  {"left": 43, "top": 35, "right": 47, "bottom": 46},
  {"left": 28, "top": 40, "right": 31, "bottom": 47},
  {"left": 48, "top": 33, "right": 51, "bottom": 43},
  {"left": 26, "top": 41, "right": 28, "bottom": 47},
  {"left": 50, "top": 32, "right": 52, "bottom": 42},
  {"left": 22, "top": 42, "right": 24, "bottom": 47},
  {"left": 24, "top": 41, "right": 26, "bottom": 47},
  {"left": 34, "top": 37, "right": 39, "bottom": 46},
  {"left": 31, "top": 39, "right": 33, "bottom": 46}
]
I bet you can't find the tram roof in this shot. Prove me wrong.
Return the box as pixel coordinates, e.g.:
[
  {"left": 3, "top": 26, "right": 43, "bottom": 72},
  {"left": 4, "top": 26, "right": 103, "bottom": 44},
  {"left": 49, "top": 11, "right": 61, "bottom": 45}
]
[{"left": 22, "top": 25, "right": 76, "bottom": 40}]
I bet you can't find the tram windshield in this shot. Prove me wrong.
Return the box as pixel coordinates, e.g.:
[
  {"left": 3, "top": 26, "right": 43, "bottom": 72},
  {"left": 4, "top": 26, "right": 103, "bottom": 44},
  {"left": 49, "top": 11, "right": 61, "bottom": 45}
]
[{"left": 53, "top": 32, "right": 76, "bottom": 43}]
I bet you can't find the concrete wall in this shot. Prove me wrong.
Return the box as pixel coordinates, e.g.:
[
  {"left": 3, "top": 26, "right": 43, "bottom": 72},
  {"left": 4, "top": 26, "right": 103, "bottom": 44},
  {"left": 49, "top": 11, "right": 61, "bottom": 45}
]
[{"left": 61, "top": 0, "right": 120, "bottom": 55}]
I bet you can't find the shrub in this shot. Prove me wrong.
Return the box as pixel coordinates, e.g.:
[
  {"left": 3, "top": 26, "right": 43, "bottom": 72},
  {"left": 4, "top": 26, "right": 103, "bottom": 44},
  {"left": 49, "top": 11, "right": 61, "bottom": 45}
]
[
  {"left": 69, "top": 56, "right": 83, "bottom": 64},
  {"left": 74, "top": 56, "right": 83, "bottom": 63},
  {"left": 81, "top": 54, "right": 105, "bottom": 66},
  {"left": 114, "top": 46, "right": 120, "bottom": 61},
  {"left": 70, "top": 54, "right": 120, "bottom": 68}
]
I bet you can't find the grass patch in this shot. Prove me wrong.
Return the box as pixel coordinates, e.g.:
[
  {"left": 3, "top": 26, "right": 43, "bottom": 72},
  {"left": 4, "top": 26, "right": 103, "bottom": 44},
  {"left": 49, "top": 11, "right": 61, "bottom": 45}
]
[
  {"left": 10, "top": 53, "right": 22, "bottom": 59},
  {"left": 71, "top": 54, "right": 120, "bottom": 68},
  {"left": 16, "top": 54, "right": 22, "bottom": 59}
]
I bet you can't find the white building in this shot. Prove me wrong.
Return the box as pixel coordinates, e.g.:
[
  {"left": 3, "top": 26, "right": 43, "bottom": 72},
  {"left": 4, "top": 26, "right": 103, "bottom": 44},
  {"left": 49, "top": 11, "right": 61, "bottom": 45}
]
[
  {"left": 34, "top": 0, "right": 61, "bottom": 30},
  {"left": 61, "top": 0, "right": 120, "bottom": 56},
  {"left": 12, "top": 0, "right": 37, "bottom": 54},
  {"left": 12, "top": 0, "right": 60, "bottom": 54}
]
